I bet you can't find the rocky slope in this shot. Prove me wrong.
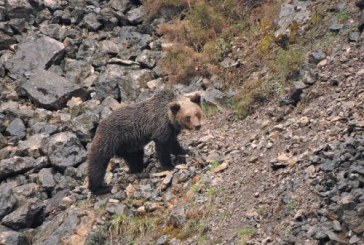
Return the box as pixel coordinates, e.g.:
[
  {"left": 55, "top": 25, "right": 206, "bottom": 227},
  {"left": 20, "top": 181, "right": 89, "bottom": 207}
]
[{"left": 0, "top": 0, "right": 363, "bottom": 245}]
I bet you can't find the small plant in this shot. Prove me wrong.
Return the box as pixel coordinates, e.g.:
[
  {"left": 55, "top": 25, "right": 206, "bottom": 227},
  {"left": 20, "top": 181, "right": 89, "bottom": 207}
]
[
  {"left": 110, "top": 214, "right": 158, "bottom": 241},
  {"left": 269, "top": 46, "right": 305, "bottom": 82},
  {"left": 287, "top": 201, "right": 297, "bottom": 211},
  {"left": 220, "top": 210, "right": 232, "bottom": 221},
  {"left": 209, "top": 160, "right": 221, "bottom": 171},
  {"left": 256, "top": 207, "right": 265, "bottom": 216},
  {"left": 84, "top": 226, "right": 108, "bottom": 245},
  {"left": 201, "top": 101, "right": 220, "bottom": 118},
  {"left": 336, "top": 10, "right": 348, "bottom": 22},
  {"left": 205, "top": 186, "right": 220, "bottom": 198},
  {"left": 238, "top": 227, "right": 255, "bottom": 244}
]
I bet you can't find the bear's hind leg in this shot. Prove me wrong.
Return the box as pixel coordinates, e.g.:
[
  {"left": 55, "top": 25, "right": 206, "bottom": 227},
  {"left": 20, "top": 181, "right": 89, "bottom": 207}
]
[
  {"left": 88, "top": 151, "right": 112, "bottom": 195},
  {"left": 124, "top": 150, "right": 144, "bottom": 173}
]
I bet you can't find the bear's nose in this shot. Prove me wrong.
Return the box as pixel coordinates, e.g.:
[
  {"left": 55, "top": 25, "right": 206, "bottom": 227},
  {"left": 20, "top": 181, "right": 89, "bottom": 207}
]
[{"left": 195, "top": 125, "right": 201, "bottom": 130}]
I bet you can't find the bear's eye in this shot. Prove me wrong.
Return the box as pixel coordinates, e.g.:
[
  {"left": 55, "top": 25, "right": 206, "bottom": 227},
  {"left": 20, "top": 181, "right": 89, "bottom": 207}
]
[{"left": 185, "top": 116, "right": 191, "bottom": 121}]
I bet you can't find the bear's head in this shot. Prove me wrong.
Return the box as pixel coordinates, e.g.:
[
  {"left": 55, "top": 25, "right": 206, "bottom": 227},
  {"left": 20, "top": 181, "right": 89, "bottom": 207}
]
[{"left": 169, "top": 93, "right": 202, "bottom": 131}]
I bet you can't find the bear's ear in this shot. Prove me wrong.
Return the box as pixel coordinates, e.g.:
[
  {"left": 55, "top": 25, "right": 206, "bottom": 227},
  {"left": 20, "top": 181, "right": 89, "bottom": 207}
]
[
  {"left": 169, "top": 102, "right": 181, "bottom": 115},
  {"left": 190, "top": 93, "right": 201, "bottom": 105}
]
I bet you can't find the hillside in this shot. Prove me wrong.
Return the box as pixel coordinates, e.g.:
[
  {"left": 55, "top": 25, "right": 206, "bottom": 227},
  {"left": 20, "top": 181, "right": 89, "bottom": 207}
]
[{"left": 0, "top": 0, "right": 363, "bottom": 244}]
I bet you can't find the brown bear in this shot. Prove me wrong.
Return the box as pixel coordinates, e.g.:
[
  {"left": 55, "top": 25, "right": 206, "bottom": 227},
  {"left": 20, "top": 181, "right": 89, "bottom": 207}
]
[{"left": 87, "top": 89, "right": 202, "bottom": 195}]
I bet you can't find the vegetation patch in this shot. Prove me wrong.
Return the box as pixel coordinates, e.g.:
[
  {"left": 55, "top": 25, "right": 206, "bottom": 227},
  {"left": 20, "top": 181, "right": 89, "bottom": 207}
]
[
  {"left": 238, "top": 227, "right": 256, "bottom": 244},
  {"left": 109, "top": 213, "right": 160, "bottom": 244}
]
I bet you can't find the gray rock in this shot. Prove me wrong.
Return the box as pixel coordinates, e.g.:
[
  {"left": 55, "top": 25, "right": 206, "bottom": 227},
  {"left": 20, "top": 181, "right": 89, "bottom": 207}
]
[
  {"left": 94, "top": 64, "right": 123, "bottom": 100},
  {"left": 38, "top": 168, "right": 56, "bottom": 189},
  {"left": 64, "top": 167, "right": 77, "bottom": 179},
  {"left": 119, "top": 69, "right": 154, "bottom": 101},
  {"left": 274, "top": 0, "right": 311, "bottom": 39},
  {"left": 109, "top": 0, "right": 132, "bottom": 13},
  {"left": 106, "top": 203, "right": 128, "bottom": 215},
  {"left": 22, "top": 70, "right": 86, "bottom": 110},
  {"left": 145, "top": 201, "right": 158, "bottom": 212},
  {"left": 2, "top": 199, "right": 44, "bottom": 230},
  {"left": 5, "top": 0, "right": 34, "bottom": 21},
  {"left": 68, "top": 111, "right": 99, "bottom": 142},
  {"left": 0, "top": 230, "right": 30, "bottom": 245},
  {"left": 43, "top": 0, "right": 67, "bottom": 10},
  {"left": 0, "top": 156, "right": 42, "bottom": 181},
  {"left": 149, "top": 40, "right": 162, "bottom": 51},
  {"left": 332, "top": 220, "right": 342, "bottom": 231},
  {"left": 34, "top": 8, "right": 52, "bottom": 25},
  {"left": 43, "top": 190, "right": 67, "bottom": 216},
  {"left": 329, "top": 21, "right": 343, "bottom": 32},
  {"left": 30, "top": 122, "right": 58, "bottom": 135},
  {"left": 39, "top": 24, "right": 68, "bottom": 41},
  {"left": 32, "top": 208, "right": 88, "bottom": 245},
  {"left": 220, "top": 57, "right": 240, "bottom": 68},
  {"left": 294, "top": 81, "right": 308, "bottom": 90},
  {"left": 8, "top": 18, "right": 27, "bottom": 34},
  {"left": 156, "top": 235, "right": 168, "bottom": 245},
  {"left": 0, "top": 6, "right": 5, "bottom": 22},
  {"left": 16, "top": 134, "right": 48, "bottom": 158},
  {"left": 324, "top": 230, "right": 346, "bottom": 244},
  {"left": 161, "top": 172, "right": 174, "bottom": 191},
  {"left": 82, "top": 12, "right": 102, "bottom": 31},
  {"left": 169, "top": 206, "right": 186, "bottom": 228},
  {"left": 349, "top": 32, "right": 360, "bottom": 42},
  {"left": 98, "top": 6, "right": 119, "bottom": 31},
  {"left": 0, "top": 184, "right": 17, "bottom": 220},
  {"left": 5, "top": 118, "right": 25, "bottom": 138},
  {"left": 169, "top": 238, "right": 182, "bottom": 245},
  {"left": 118, "top": 26, "right": 153, "bottom": 59},
  {"left": 349, "top": 235, "right": 360, "bottom": 244},
  {"left": 6, "top": 36, "right": 64, "bottom": 79},
  {"left": 76, "top": 39, "right": 96, "bottom": 61},
  {"left": 76, "top": 161, "right": 87, "bottom": 178},
  {"left": 135, "top": 50, "right": 160, "bottom": 68},
  {"left": 64, "top": 59, "right": 93, "bottom": 84},
  {"left": 127, "top": 6, "right": 146, "bottom": 25},
  {"left": 356, "top": 202, "right": 364, "bottom": 215},
  {"left": 309, "top": 50, "right": 326, "bottom": 65},
  {"left": 320, "top": 161, "right": 335, "bottom": 172},
  {"left": 342, "top": 210, "right": 363, "bottom": 230},
  {"left": 13, "top": 183, "right": 40, "bottom": 200},
  {"left": 46, "top": 132, "right": 87, "bottom": 170},
  {"left": 100, "top": 39, "right": 121, "bottom": 55}
]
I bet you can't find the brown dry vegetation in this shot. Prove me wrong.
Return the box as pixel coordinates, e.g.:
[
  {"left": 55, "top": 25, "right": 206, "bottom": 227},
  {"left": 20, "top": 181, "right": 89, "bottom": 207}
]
[
  {"left": 145, "top": 0, "right": 305, "bottom": 118},
  {"left": 146, "top": 0, "right": 340, "bottom": 119}
]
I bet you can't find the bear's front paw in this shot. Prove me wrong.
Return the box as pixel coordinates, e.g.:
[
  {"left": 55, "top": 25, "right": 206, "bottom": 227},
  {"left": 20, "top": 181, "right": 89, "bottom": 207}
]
[
  {"left": 159, "top": 162, "right": 175, "bottom": 170},
  {"left": 90, "top": 185, "right": 112, "bottom": 195}
]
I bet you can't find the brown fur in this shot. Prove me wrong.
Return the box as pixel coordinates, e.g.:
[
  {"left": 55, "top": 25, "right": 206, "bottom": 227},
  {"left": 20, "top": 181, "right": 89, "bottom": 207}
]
[{"left": 87, "top": 89, "right": 202, "bottom": 195}]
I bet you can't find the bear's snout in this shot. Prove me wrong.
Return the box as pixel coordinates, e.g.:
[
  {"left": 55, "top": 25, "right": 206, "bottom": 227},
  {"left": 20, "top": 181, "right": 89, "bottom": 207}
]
[{"left": 195, "top": 124, "right": 201, "bottom": 130}]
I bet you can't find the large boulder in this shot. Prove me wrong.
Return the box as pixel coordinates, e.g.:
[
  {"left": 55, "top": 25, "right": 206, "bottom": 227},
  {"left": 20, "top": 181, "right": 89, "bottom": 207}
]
[
  {"left": 5, "top": 36, "right": 64, "bottom": 79},
  {"left": 0, "top": 184, "right": 17, "bottom": 220},
  {"left": 67, "top": 111, "right": 99, "bottom": 143},
  {"left": 5, "top": 118, "right": 26, "bottom": 139},
  {"left": 118, "top": 26, "right": 153, "bottom": 59},
  {"left": 0, "top": 229, "right": 30, "bottom": 245},
  {"left": 1, "top": 198, "right": 45, "bottom": 230},
  {"left": 5, "top": 0, "right": 34, "bottom": 21},
  {"left": 32, "top": 208, "right": 94, "bottom": 245},
  {"left": 0, "top": 156, "right": 47, "bottom": 181},
  {"left": 21, "top": 70, "right": 87, "bottom": 110},
  {"left": 45, "top": 132, "right": 87, "bottom": 170}
]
